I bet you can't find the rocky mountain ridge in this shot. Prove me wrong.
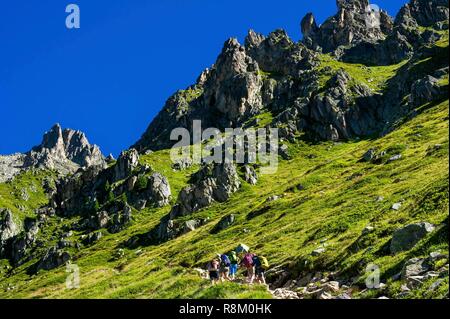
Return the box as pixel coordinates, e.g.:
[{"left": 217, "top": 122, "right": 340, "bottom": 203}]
[
  {"left": 133, "top": 0, "right": 448, "bottom": 152},
  {"left": 0, "top": 124, "right": 105, "bottom": 183}
]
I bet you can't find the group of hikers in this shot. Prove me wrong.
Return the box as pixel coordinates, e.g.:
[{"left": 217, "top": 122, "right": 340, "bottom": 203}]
[{"left": 206, "top": 244, "right": 269, "bottom": 286}]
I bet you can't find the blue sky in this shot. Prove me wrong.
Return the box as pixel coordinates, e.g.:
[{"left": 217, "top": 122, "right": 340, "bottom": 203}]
[{"left": 0, "top": 0, "right": 406, "bottom": 156}]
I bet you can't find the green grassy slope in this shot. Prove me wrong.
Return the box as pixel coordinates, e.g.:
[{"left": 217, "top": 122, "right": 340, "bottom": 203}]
[
  {"left": 0, "top": 170, "right": 56, "bottom": 223},
  {"left": 1, "top": 92, "right": 447, "bottom": 298}
]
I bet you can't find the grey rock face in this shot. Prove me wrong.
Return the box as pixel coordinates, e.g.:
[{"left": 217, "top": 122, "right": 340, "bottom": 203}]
[
  {"left": 203, "top": 38, "right": 263, "bottom": 124},
  {"left": 146, "top": 173, "right": 172, "bottom": 207},
  {"left": 301, "top": 13, "right": 319, "bottom": 39},
  {"left": 10, "top": 218, "right": 40, "bottom": 265},
  {"left": 83, "top": 231, "right": 103, "bottom": 246},
  {"left": 0, "top": 154, "right": 27, "bottom": 184},
  {"left": 170, "top": 163, "right": 240, "bottom": 218},
  {"left": 152, "top": 216, "right": 209, "bottom": 242},
  {"left": 301, "top": 0, "right": 388, "bottom": 53},
  {"left": 410, "top": 76, "right": 442, "bottom": 107},
  {"left": 341, "top": 0, "right": 448, "bottom": 65},
  {"left": 34, "top": 246, "right": 71, "bottom": 272},
  {"left": 53, "top": 164, "right": 105, "bottom": 216},
  {"left": 245, "top": 29, "right": 318, "bottom": 77},
  {"left": 0, "top": 124, "right": 105, "bottom": 183},
  {"left": 404, "top": 0, "right": 449, "bottom": 28},
  {"left": 243, "top": 165, "right": 258, "bottom": 185},
  {"left": 148, "top": 163, "right": 240, "bottom": 243},
  {"left": 296, "top": 70, "right": 381, "bottom": 141},
  {"left": 130, "top": 0, "right": 446, "bottom": 153},
  {"left": 391, "top": 222, "right": 435, "bottom": 254},
  {"left": 25, "top": 124, "right": 106, "bottom": 174},
  {"left": 113, "top": 149, "right": 139, "bottom": 182},
  {"left": 401, "top": 257, "right": 430, "bottom": 280},
  {"left": 0, "top": 209, "right": 20, "bottom": 257}
]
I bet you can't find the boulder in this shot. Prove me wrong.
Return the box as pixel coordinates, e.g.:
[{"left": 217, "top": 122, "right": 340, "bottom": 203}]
[
  {"left": 410, "top": 76, "right": 441, "bottom": 107},
  {"left": 146, "top": 173, "right": 172, "bottom": 207},
  {"left": 362, "top": 225, "right": 375, "bottom": 235},
  {"left": 170, "top": 163, "right": 240, "bottom": 218},
  {"left": 390, "top": 222, "right": 435, "bottom": 254},
  {"left": 311, "top": 248, "right": 326, "bottom": 256},
  {"left": 83, "top": 231, "right": 103, "bottom": 246},
  {"left": 35, "top": 246, "right": 71, "bottom": 272},
  {"left": 401, "top": 257, "right": 430, "bottom": 280},
  {"left": 387, "top": 154, "right": 402, "bottom": 163},
  {"left": 10, "top": 218, "right": 40, "bottom": 265},
  {"left": 150, "top": 216, "right": 209, "bottom": 243},
  {"left": 0, "top": 209, "right": 19, "bottom": 257},
  {"left": 243, "top": 165, "right": 258, "bottom": 185},
  {"left": 362, "top": 148, "right": 377, "bottom": 162},
  {"left": 211, "top": 214, "right": 236, "bottom": 234},
  {"left": 96, "top": 211, "right": 110, "bottom": 229},
  {"left": 113, "top": 149, "right": 139, "bottom": 182}
]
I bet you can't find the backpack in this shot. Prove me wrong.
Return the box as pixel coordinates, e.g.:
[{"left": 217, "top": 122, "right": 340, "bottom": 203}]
[
  {"left": 252, "top": 256, "right": 261, "bottom": 267},
  {"left": 259, "top": 256, "right": 269, "bottom": 269},
  {"left": 229, "top": 252, "right": 238, "bottom": 264},
  {"left": 207, "top": 260, "right": 218, "bottom": 271},
  {"left": 220, "top": 254, "right": 231, "bottom": 267},
  {"left": 242, "top": 253, "right": 254, "bottom": 267}
]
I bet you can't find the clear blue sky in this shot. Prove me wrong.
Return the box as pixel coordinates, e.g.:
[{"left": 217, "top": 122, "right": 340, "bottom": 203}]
[{"left": 0, "top": 0, "right": 406, "bottom": 156}]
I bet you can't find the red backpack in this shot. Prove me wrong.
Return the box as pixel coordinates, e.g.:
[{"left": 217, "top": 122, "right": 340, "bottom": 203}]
[{"left": 242, "top": 253, "right": 254, "bottom": 268}]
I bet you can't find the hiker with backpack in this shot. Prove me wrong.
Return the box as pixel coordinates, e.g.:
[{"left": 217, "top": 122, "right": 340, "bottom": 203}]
[
  {"left": 240, "top": 252, "right": 255, "bottom": 284},
  {"left": 207, "top": 257, "right": 220, "bottom": 285},
  {"left": 253, "top": 255, "right": 269, "bottom": 285},
  {"left": 228, "top": 251, "right": 239, "bottom": 280},
  {"left": 219, "top": 254, "right": 231, "bottom": 282}
]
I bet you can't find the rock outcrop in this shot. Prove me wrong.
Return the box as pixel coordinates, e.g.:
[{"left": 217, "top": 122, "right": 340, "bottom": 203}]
[
  {"left": 301, "top": 0, "right": 390, "bottom": 53},
  {"left": 33, "top": 246, "right": 71, "bottom": 272},
  {"left": 0, "top": 209, "right": 20, "bottom": 257},
  {"left": 339, "top": 0, "right": 449, "bottom": 65},
  {"left": 0, "top": 124, "right": 106, "bottom": 182},
  {"left": 148, "top": 163, "right": 240, "bottom": 243},
  {"left": 113, "top": 149, "right": 139, "bottom": 182},
  {"left": 170, "top": 163, "right": 241, "bottom": 218},
  {"left": 131, "top": 1, "right": 448, "bottom": 155},
  {"left": 390, "top": 222, "right": 435, "bottom": 254}
]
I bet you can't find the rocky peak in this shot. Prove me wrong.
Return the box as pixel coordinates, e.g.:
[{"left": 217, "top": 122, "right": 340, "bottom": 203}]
[
  {"left": 301, "top": 0, "right": 390, "bottom": 53},
  {"left": 202, "top": 38, "right": 262, "bottom": 124},
  {"left": 0, "top": 124, "right": 105, "bottom": 182},
  {"left": 39, "top": 124, "right": 66, "bottom": 156},
  {"left": 113, "top": 149, "right": 139, "bottom": 182},
  {"left": 244, "top": 29, "right": 265, "bottom": 49},
  {"left": 301, "top": 13, "right": 319, "bottom": 39},
  {"left": 336, "top": 0, "right": 368, "bottom": 11},
  {"left": 25, "top": 124, "right": 106, "bottom": 173},
  {"left": 407, "top": 0, "right": 449, "bottom": 27},
  {"left": 215, "top": 38, "right": 258, "bottom": 76}
]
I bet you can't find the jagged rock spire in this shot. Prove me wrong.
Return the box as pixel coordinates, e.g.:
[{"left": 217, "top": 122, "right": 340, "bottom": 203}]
[
  {"left": 336, "top": 0, "right": 369, "bottom": 11},
  {"left": 0, "top": 124, "right": 106, "bottom": 182}
]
